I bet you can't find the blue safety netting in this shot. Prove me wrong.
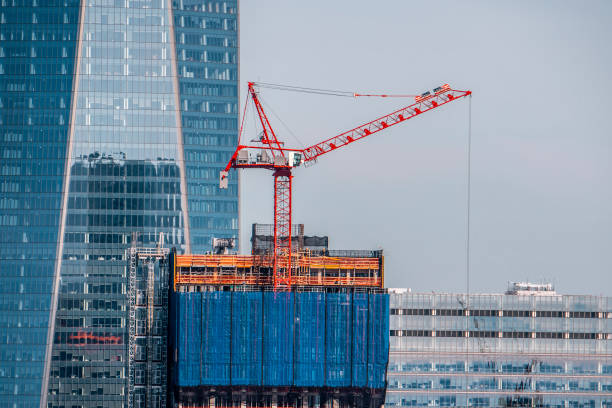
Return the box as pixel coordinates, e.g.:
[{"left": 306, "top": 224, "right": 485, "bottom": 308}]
[
  {"left": 352, "top": 293, "right": 369, "bottom": 387},
  {"left": 325, "top": 292, "right": 352, "bottom": 387},
  {"left": 177, "top": 292, "right": 202, "bottom": 386},
  {"left": 368, "top": 293, "right": 390, "bottom": 389},
  {"left": 262, "top": 291, "right": 294, "bottom": 385},
  {"left": 201, "top": 291, "right": 231, "bottom": 385},
  {"left": 172, "top": 290, "right": 389, "bottom": 389},
  {"left": 294, "top": 292, "right": 325, "bottom": 386},
  {"left": 231, "top": 291, "right": 263, "bottom": 385}
]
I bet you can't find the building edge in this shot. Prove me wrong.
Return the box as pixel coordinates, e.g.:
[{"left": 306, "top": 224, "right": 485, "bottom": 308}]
[
  {"left": 166, "top": 0, "right": 191, "bottom": 253},
  {"left": 237, "top": 0, "right": 242, "bottom": 254}
]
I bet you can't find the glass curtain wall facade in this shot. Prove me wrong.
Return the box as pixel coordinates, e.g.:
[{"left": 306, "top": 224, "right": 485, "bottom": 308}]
[
  {"left": 0, "top": 0, "right": 238, "bottom": 406},
  {"left": 0, "top": 2, "right": 81, "bottom": 407},
  {"left": 386, "top": 290, "right": 612, "bottom": 407},
  {"left": 173, "top": 1, "right": 239, "bottom": 253}
]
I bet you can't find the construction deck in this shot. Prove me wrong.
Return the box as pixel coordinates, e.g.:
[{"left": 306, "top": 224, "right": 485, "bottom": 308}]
[{"left": 173, "top": 253, "right": 384, "bottom": 288}]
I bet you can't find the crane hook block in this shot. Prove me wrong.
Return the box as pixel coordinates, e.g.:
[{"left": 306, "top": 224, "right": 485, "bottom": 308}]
[{"left": 219, "top": 171, "right": 229, "bottom": 189}]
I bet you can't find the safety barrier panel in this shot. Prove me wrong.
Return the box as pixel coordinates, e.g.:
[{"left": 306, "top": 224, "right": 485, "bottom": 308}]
[
  {"left": 175, "top": 254, "right": 380, "bottom": 270},
  {"left": 325, "top": 293, "right": 351, "bottom": 387},
  {"left": 263, "top": 292, "right": 294, "bottom": 386},
  {"left": 202, "top": 291, "right": 231, "bottom": 385},
  {"left": 173, "top": 253, "right": 382, "bottom": 288},
  {"left": 352, "top": 293, "right": 369, "bottom": 387},
  {"left": 232, "top": 292, "right": 263, "bottom": 385},
  {"left": 294, "top": 292, "right": 326, "bottom": 386}
]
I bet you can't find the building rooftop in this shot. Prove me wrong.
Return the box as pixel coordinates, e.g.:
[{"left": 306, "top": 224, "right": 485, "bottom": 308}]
[
  {"left": 389, "top": 282, "right": 563, "bottom": 296},
  {"left": 505, "top": 281, "right": 556, "bottom": 296}
]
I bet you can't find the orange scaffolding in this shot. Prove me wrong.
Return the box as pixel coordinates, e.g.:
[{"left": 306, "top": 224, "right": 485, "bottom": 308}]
[{"left": 173, "top": 253, "right": 383, "bottom": 288}]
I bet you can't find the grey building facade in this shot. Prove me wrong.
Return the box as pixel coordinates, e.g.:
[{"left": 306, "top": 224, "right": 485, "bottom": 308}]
[{"left": 385, "top": 283, "right": 612, "bottom": 407}]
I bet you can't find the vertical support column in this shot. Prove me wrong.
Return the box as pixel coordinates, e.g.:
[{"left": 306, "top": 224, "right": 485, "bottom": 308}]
[
  {"left": 273, "top": 168, "right": 292, "bottom": 289},
  {"left": 127, "top": 247, "right": 138, "bottom": 408},
  {"left": 271, "top": 392, "right": 278, "bottom": 408},
  {"left": 146, "top": 258, "right": 155, "bottom": 408}
]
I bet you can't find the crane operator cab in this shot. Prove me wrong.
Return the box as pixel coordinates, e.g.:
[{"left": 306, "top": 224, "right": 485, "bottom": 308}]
[
  {"left": 288, "top": 152, "right": 303, "bottom": 167},
  {"left": 219, "top": 150, "right": 303, "bottom": 189},
  {"left": 271, "top": 151, "right": 303, "bottom": 167}
]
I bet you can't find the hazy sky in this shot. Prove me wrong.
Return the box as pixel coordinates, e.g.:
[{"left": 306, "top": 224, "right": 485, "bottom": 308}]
[{"left": 237, "top": 1, "right": 612, "bottom": 295}]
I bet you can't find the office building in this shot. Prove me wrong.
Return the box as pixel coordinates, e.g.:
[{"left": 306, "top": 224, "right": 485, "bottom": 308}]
[
  {"left": 386, "top": 283, "right": 612, "bottom": 407},
  {"left": 0, "top": 1, "right": 239, "bottom": 406}
]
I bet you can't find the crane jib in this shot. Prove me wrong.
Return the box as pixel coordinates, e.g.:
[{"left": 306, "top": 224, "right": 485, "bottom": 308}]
[{"left": 300, "top": 88, "right": 470, "bottom": 162}]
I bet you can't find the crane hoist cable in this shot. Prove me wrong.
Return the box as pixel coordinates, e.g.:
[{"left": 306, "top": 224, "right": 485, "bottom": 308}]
[{"left": 465, "top": 94, "right": 473, "bottom": 306}]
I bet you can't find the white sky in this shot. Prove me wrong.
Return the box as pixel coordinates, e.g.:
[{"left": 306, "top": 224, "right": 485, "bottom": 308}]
[{"left": 237, "top": 0, "right": 612, "bottom": 295}]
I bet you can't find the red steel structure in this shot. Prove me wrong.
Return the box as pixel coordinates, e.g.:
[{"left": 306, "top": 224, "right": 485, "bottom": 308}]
[{"left": 221, "top": 82, "right": 471, "bottom": 289}]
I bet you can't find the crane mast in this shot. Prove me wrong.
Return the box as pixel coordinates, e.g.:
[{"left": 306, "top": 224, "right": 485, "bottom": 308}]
[{"left": 221, "top": 82, "right": 471, "bottom": 289}]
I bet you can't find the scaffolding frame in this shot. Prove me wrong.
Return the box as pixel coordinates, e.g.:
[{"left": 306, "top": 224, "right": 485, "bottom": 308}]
[
  {"left": 128, "top": 246, "right": 170, "bottom": 408},
  {"left": 173, "top": 252, "right": 384, "bottom": 289}
]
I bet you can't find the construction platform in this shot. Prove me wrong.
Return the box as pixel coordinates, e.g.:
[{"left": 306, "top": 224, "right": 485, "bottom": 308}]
[{"left": 172, "top": 251, "right": 383, "bottom": 288}]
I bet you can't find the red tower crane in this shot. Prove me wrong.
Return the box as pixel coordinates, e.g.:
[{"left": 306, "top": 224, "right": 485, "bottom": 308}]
[{"left": 220, "top": 82, "right": 471, "bottom": 289}]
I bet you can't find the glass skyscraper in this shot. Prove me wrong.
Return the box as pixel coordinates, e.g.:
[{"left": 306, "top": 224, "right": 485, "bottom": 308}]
[
  {"left": 0, "top": 0, "right": 238, "bottom": 406},
  {"left": 386, "top": 284, "right": 612, "bottom": 407}
]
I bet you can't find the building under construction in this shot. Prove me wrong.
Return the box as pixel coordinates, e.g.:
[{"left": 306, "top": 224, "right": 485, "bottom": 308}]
[{"left": 167, "top": 225, "right": 390, "bottom": 408}]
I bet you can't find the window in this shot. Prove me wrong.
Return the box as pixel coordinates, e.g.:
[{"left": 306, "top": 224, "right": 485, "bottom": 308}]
[
  {"left": 535, "top": 332, "right": 564, "bottom": 339},
  {"left": 436, "top": 309, "right": 464, "bottom": 316},
  {"left": 502, "top": 331, "right": 530, "bottom": 339},
  {"left": 536, "top": 310, "right": 564, "bottom": 318},
  {"left": 471, "top": 309, "right": 498, "bottom": 317},
  {"left": 569, "top": 311, "right": 599, "bottom": 319},
  {"left": 390, "top": 330, "right": 432, "bottom": 337},
  {"left": 437, "top": 330, "right": 464, "bottom": 338},
  {"left": 391, "top": 308, "right": 432, "bottom": 316},
  {"left": 503, "top": 310, "right": 531, "bottom": 317}
]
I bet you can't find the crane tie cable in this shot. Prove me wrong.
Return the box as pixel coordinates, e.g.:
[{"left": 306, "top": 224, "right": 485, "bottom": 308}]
[
  {"left": 253, "top": 82, "right": 417, "bottom": 98},
  {"left": 353, "top": 93, "right": 418, "bottom": 98}
]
